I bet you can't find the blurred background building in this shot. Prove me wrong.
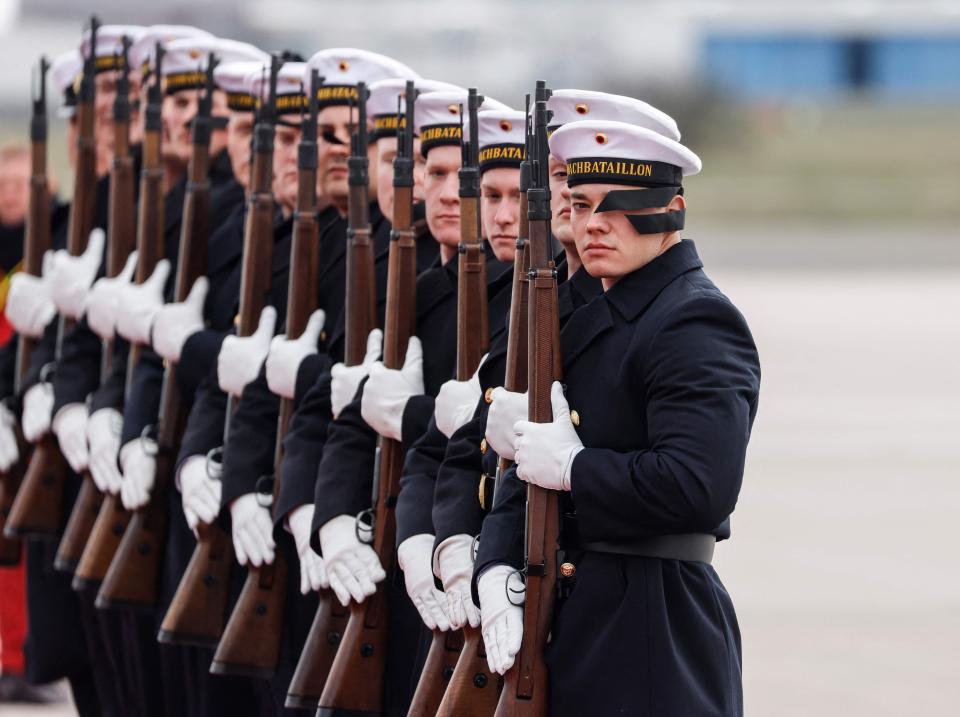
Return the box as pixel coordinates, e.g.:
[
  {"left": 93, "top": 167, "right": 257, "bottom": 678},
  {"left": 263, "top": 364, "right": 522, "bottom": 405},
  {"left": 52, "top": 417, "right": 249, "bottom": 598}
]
[{"left": 0, "top": 1, "right": 957, "bottom": 715}]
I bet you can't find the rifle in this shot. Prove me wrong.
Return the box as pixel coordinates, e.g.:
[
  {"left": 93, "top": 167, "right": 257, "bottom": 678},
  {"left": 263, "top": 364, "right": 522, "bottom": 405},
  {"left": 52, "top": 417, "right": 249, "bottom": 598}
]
[
  {"left": 208, "top": 55, "right": 284, "bottom": 676},
  {"left": 98, "top": 51, "right": 220, "bottom": 611},
  {"left": 73, "top": 39, "right": 165, "bottom": 593},
  {"left": 315, "top": 80, "right": 396, "bottom": 716},
  {"left": 6, "top": 17, "right": 100, "bottom": 540},
  {"left": 495, "top": 81, "right": 559, "bottom": 717},
  {"left": 56, "top": 35, "right": 137, "bottom": 573},
  {"left": 287, "top": 77, "right": 413, "bottom": 710},
  {"left": 410, "top": 88, "right": 491, "bottom": 716},
  {"left": 439, "top": 93, "right": 537, "bottom": 717},
  {"left": 0, "top": 55, "right": 52, "bottom": 563}
]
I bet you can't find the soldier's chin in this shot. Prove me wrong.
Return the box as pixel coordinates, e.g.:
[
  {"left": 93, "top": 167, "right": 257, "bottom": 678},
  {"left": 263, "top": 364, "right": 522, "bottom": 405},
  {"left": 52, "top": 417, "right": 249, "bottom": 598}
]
[{"left": 323, "top": 174, "right": 349, "bottom": 198}]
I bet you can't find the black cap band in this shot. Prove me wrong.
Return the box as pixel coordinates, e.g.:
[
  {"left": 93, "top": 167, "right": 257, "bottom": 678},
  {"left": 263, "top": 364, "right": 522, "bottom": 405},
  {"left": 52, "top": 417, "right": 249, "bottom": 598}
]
[
  {"left": 315, "top": 83, "right": 358, "bottom": 108},
  {"left": 419, "top": 123, "right": 461, "bottom": 157},
  {"left": 164, "top": 70, "right": 208, "bottom": 95},
  {"left": 479, "top": 143, "right": 524, "bottom": 173},
  {"left": 566, "top": 156, "right": 682, "bottom": 188},
  {"left": 226, "top": 92, "right": 255, "bottom": 112}
]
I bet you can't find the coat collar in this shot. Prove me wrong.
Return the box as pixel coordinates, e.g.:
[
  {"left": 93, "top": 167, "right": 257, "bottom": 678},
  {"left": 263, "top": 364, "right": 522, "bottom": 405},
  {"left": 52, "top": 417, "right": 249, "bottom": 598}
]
[
  {"left": 415, "top": 253, "right": 457, "bottom": 319},
  {"left": 206, "top": 201, "right": 245, "bottom": 275},
  {"left": 603, "top": 239, "right": 703, "bottom": 323}
]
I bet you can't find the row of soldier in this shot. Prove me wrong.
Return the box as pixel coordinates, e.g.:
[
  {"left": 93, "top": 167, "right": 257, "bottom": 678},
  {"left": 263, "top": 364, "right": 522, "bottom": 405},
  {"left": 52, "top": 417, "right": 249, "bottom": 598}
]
[{"left": 0, "top": 16, "right": 760, "bottom": 717}]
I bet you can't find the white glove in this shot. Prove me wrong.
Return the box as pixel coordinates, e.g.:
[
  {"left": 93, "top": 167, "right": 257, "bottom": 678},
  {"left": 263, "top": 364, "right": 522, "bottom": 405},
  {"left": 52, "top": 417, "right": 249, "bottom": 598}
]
[
  {"left": 6, "top": 251, "right": 57, "bottom": 338},
  {"left": 434, "top": 355, "right": 486, "bottom": 439},
  {"left": 87, "top": 408, "right": 123, "bottom": 494},
  {"left": 49, "top": 228, "right": 105, "bottom": 319},
  {"left": 230, "top": 492, "right": 276, "bottom": 567},
  {"left": 51, "top": 403, "right": 89, "bottom": 473},
  {"left": 115, "top": 259, "right": 170, "bottom": 345},
  {"left": 330, "top": 328, "right": 382, "bottom": 419},
  {"left": 289, "top": 504, "right": 329, "bottom": 595},
  {"left": 151, "top": 277, "right": 208, "bottom": 363},
  {"left": 360, "top": 336, "right": 424, "bottom": 441},
  {"left": 436, "top": 533, "right": 481, "bottom": 629},
  {"left": 0, "top": 403, "right": 20, "bottom": 472},
  {"left": 265, "top": 309, "right": 325, "bottom": 400},
  {"left": 319, "top": 514, "right": 386, "bottom": 607},
  {"left": 85, "top": 251, "right": 137, "bottom": 340},
  {"left": 21, "top": 382, "right": 54, "bottom": 442},
  {"left": 397, "top": 534, "right": 452, "bottom": 631},
  {"left": 479, "top": 564, "right": 525, "bottom": 675},
  {"left": 485, "top": 387, "right": 528, "bottom": 461},
  {"left": 178, "top": 455, "right": 222, "bottom": 530},
  {"left": 514, "top": 382, "right": 583, "bottom": 492},
  {"left": 217, "top": 306, "right": 276, "bottom": 398},
  {"left": 119, "top": 437, "right": 157, "bottom": 510}
]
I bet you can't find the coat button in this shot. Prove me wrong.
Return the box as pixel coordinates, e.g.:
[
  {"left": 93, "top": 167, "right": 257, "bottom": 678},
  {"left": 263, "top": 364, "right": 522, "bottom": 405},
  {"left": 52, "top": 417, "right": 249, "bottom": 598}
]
[
  {"left": 233, "top": 313, "right": 240, "bottom": 327},
  {"left": 320, "top": 330, "right": 327, "bottom": 342},
  {"left": 570, "top": 410, "right": 580, "bottom": 427},
  {"left": 560, "top": 562, "right": 576, "bottom": 578},
  {"left": 480, "top": 439, "right": 487, "bottom": 454},
  {"left": 484, "top": 387, "right": 494, "bottom": 404}
]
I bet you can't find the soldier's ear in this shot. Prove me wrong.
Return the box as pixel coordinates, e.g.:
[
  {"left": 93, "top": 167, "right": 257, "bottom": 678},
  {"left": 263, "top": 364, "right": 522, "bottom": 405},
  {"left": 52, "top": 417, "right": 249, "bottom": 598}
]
[{"left": 667, "top": 193, "right": 686, "bottom": 212}]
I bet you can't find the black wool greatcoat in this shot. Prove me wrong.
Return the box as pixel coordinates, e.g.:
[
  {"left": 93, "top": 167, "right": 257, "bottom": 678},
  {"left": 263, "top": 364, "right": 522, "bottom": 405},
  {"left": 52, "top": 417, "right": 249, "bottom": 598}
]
[{"left": 475, "top": 240, "right": 760, "bottom": 717}]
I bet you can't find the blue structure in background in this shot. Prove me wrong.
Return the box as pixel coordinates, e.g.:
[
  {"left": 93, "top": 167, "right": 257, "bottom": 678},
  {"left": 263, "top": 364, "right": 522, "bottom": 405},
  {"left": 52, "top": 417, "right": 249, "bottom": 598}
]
[{"left": 702, "top": 34, "right": 960, "bottom": 100}]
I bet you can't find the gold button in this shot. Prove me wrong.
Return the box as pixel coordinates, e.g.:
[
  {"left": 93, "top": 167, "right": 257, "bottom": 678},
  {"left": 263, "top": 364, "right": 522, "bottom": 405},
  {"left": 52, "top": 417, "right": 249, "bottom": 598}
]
[
  {"left": 570, "top": 410, "right": 580, "bottom": 427},
  {"left": 484, "top": 387, "right": 494, "bottom": 404},
  {"left": 233, "top": 313, "right": 240, "bottom": 327},
  {"left": 560, "top": 562, "right": 576, "bottom": 578},
  {"left": 480, "top": 439, "right": 487, "bottom": 454},
  {"left": 320, "top": 330, "right": 327, "bottom": 342}
]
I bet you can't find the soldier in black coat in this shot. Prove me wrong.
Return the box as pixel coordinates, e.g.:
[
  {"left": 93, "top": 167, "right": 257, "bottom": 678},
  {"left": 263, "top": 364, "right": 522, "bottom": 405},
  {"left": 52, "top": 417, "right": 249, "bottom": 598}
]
[{"left": 475, "top": 119, "right": 760, "bottom": 717}]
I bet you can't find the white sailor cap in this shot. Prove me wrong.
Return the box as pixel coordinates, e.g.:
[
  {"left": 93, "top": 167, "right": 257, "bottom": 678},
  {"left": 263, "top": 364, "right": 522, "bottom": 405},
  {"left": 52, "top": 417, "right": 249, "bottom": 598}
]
[
  {"left": 366, "top": 78, "right": 462, "bottom": 140},
  {"left": 547, "top": 90, "right": 680, "bottom": 141},
  {"left": 550, "top": 120, "right": 700, "bottom": 235},
  {"left": 162, "top": 37, "right": 269, "bottom": 95},
  {"left": 129, "top": 25, "right": 213, "bottom": 80},
  {"left": 303, "top": 48, "right": 419, "bottom": 108},
  {"left": 50, "top": 49, "right": 83, "bottom": 118},
  {"left": 414, "top": 90, "right": 509, "bottom": 156},
  {"left": 550, "top": 120, "right": 700, "bottom": 188},
  {"left": 248, "top": 61, "right": 308, "bottom": 118},
  {"left": 79, "top": 25, "right": 145, "bottom": 74},
  {"left": 214, "top": 61, "right": 266, "bottom": 113},
  {"left": 471, "top": 109, "right": 526, "bottom": 172}
]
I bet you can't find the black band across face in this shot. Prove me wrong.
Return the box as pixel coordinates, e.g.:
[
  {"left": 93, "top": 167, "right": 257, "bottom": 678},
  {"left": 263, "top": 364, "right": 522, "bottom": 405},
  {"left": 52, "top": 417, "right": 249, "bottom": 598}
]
[{"left": 595, "top": 185, "right": 685, "bottom": 234}]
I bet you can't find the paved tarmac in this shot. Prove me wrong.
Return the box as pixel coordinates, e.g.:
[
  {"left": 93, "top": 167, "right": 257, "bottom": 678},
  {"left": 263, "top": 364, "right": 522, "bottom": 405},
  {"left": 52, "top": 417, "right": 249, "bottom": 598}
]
[{"left": 3, "top": 253, "right": 957, "bottom": 716}]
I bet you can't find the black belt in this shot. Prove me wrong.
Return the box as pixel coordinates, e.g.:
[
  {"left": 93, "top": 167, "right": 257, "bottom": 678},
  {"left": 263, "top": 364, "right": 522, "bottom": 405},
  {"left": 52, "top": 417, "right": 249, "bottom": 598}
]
[{"left": 573, "top": 533, "right": 716, "bottom": 565}]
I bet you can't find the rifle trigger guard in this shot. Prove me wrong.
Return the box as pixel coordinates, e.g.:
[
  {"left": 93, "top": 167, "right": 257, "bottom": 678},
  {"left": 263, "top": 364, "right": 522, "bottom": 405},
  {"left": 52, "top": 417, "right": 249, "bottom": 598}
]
[
  {"left": 506, "top": 568, "right": 526, "bottom": 607},
  {"left": 139, "top": 424, "right": 158, "bottom": 456},
  {"left": 205, "top": 446, "right": 224, "bottom": 481},
  {"left": 355, "top": 509, "right": 375, "bottom": 545},
  {"left": 39, "top": 361, "right": 57, "bottom": 385},
  {"left": 254, "top": 475, "right": 274, "bottom": 508}
]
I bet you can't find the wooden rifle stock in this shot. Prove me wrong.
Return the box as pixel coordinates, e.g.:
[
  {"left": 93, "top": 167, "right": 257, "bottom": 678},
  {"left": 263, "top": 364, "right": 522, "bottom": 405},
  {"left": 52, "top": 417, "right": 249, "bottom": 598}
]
[
  {"left": 7, "top": 22, "right": 101, "bottom": 540},
  {"left": 411, "top": 629, "right": 466, "bottom": 716},
  {"left": 495, "top": 89, "right": 559, "bottom": 717},
  {"left": 76, "top": 40, "right": 164, "bottom": 593},
  {"left": 210, "top": 56, "right": 283, "bottom": 677},
  {"left": 317, "top": 80, "right": 410, "bottom": 716},
  {"left": 440, "top": 130, "right": 534, "bottom": 717},
  {"left": 57, "top": 38, "right": 137, "bottom": 573},
  {"left": 99, "top": 51, "right": 217, "bottom": 612},
  {"left": 0, "top": 57, "right": 53, "bottom": 562}
]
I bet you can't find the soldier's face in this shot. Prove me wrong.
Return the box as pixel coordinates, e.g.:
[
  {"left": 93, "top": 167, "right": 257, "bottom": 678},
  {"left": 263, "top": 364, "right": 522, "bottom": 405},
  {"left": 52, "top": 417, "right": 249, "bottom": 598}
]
[
  {"left": 209, "top": 90, "right": 229, "bottom": 158},
  {"left": 480, "top": 167, "right": 520, "bottom": 263},
  {"left": 93, "top": 71, "right": 121, "bottom": 177},
  {"left": 0, "top": 153, "right": 30, "bottom": 227},
  {"left": 273, "top": 123, "right": 301, "bottom": 216},
  {"left": 226, "top": 111, "right": 253, "bottom": 191},
  {"left": 375, "top": 136, "right": 397, "bottom": 222},
  {"left": 570, "top": 183, "right": 685, "bottom": 289},
  {"left": 423, "top": 145, "right": 461, "bottom": 250},
  {"left": 162, "top": 89, "right": 199, "bottom": 167},
  {"left": 549, "top": 156, "right": 575, "bottom": 252},
  {"left": 376, "top": 136, "right": 427, "bottom": 223},
  {"left": 317, "top": 105, "right": 351, "bottom": 208}
]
